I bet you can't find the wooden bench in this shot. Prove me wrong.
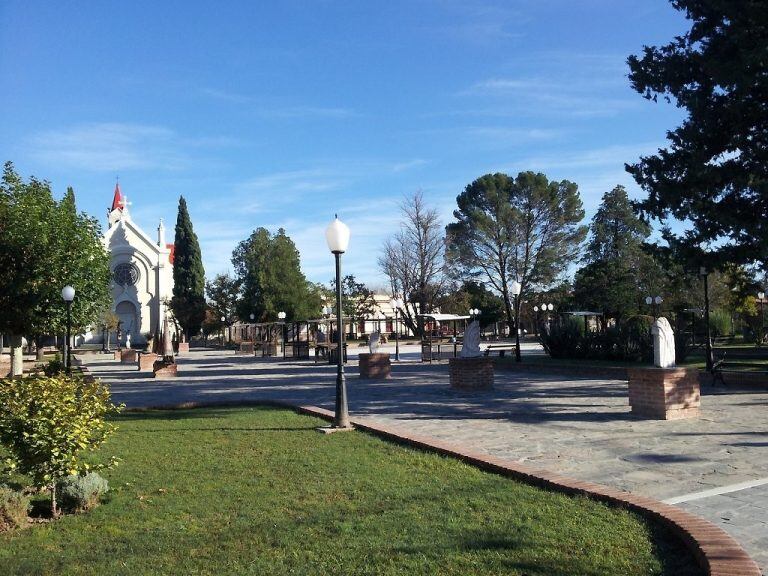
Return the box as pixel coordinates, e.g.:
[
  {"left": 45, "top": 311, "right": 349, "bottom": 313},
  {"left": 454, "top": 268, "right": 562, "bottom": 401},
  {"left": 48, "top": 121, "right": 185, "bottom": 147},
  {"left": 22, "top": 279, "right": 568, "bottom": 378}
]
[
  {"left": 711, "top": 350, "right": 768, "bottom": 386},
  {"left": 483, "top": 343, "right": 517, "bottom": 357}
]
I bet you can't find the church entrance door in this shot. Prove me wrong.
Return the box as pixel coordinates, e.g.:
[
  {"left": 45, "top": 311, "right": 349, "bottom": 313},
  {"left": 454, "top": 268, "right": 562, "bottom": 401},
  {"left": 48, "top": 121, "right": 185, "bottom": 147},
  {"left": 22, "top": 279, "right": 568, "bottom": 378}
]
[{"left": 115, "top": 301, "right": 139, "bottom": 346}]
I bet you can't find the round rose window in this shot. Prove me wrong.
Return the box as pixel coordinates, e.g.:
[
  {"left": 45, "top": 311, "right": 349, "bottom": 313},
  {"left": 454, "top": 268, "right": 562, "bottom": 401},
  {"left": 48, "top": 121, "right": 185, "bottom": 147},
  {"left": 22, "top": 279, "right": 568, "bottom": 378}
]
[{"left": 113, "top": 262, "right": 140, "bottom": 286}]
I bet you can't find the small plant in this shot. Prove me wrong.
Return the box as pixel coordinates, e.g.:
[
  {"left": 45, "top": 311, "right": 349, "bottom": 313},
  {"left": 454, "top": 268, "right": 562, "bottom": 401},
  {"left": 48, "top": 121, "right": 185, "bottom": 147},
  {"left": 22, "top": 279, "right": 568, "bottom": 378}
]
[
  {"left": 56, "top": 472, "right": 109, "bottom": 513},
  {"left": 0, "top": 485, "right": 30, "bottom": 531},
  {"left": 0, "top": 372, "right": 123, "bottom": 516},
  {"left": 42, "top": 357, "right": 66, "bottom": 376}
]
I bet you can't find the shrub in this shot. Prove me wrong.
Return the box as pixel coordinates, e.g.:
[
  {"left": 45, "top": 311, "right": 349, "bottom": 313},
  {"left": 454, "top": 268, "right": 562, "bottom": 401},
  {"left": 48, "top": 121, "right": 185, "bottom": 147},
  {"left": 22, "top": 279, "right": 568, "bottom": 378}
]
[
  {"left": 0, "top": 485, "right": 30, "bottom": 531},
  {"left": 708, "top": 309, "right": 732, "bottom": 338},
  {"left": 0, "top": 372, "right": 123, "bottom": 516},
  {"left": 42, "top": 357, "right": 66, "bottom": 376},
  {"left": 541, "top": 315, "right": 653, "bottom": 363},
  {"left": 56, "top": 472, "right": 109, "bottom": 513}
]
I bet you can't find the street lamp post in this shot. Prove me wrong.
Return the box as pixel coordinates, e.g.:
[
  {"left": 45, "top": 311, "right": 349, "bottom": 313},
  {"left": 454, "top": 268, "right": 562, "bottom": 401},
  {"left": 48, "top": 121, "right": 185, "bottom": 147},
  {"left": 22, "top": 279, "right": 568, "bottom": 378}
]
[
  {"left": 645, "top": 295, "right": 663, "bottom": 318},
  {"left": 390, "top": 297, "right": 403, "bottom": 361},
  {"left": 511, "top": 280, "right": 522, "bottom": 362},
  {"left": 758, "top": 291, "right": 765, "bottom": 345},
  {"left": 325, "top": 216, "right": 351, "bottom": 429},
  {"left": 278, "top": 311, "right": 287, "bottom": 358},
  {"left": 700, "top": 267, "right": 714, "bottom": 371},
  {"left": 61, "top": 286, "right": 75, "bottom": 373}
]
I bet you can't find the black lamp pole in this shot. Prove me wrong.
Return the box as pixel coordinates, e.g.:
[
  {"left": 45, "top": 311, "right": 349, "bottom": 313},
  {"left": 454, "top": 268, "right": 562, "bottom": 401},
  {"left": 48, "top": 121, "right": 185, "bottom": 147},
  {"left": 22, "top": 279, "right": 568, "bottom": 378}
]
[
  {"left": 65, "top": 300, "right": 72, "bottom": 373},
  {"left": 514, "top": 294, "right": 522, "bottom": 362},
  {"left": 394, "top": 308, "right": 400, "bottom": 361},
  {"left": 333, "top": 251, "right": 349, "bottom": 428},
  {"left": 701, "top": 268, "right": 713, "bottom": 371}
]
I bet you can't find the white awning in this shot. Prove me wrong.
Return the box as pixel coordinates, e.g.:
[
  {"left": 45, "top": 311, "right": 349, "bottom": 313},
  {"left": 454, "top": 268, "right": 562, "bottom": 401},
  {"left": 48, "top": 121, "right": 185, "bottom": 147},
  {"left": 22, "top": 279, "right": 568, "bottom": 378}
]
[
  {"left": 563, "top": 311, "right": 603, "bottom": 316},
  {"left": 417, "top": 313, "right": 471, "bottom": 322}
]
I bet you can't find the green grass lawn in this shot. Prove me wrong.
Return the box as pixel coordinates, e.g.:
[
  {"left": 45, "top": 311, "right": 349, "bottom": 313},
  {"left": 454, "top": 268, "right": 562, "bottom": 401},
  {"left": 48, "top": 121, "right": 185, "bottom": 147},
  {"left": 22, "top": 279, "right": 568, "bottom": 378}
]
[{"left": 0, "top": 407, "right": 702, "bottom": 576}]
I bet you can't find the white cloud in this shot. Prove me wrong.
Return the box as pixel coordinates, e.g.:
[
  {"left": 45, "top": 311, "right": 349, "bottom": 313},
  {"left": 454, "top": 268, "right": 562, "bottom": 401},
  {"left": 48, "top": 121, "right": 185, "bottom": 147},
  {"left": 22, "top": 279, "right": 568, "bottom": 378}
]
[{"left": 27, "top": 122, "right": 237, "bottom": 172}]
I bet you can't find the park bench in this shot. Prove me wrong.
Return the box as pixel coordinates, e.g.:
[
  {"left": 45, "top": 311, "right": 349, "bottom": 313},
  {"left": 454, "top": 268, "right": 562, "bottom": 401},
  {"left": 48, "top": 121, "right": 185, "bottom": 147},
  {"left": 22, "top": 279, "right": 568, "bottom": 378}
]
[
  {"left": 711, "top": 350, "right": 768, "bottom": 386},
  {"left": 483, "top": 343, "right": 517, "bottom": 357}
]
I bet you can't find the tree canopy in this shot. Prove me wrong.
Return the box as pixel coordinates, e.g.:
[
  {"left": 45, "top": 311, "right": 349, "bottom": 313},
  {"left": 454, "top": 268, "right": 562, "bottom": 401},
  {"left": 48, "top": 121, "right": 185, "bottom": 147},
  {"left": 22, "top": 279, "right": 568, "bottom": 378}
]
[
  {"left": 170, "top": 196, "right": 206, "bottom": 339},
  {"left": 446, "top": 171, "right": 586, "bottom": 329},
  {"left": 0, "top": 162, "right": 111, "bottom": 341},
  {"left": 627, "top": 0, "right": 768, "bottom": 268},
  {"left": 232, "top": 227, "right": 321, "bottom": 322}
]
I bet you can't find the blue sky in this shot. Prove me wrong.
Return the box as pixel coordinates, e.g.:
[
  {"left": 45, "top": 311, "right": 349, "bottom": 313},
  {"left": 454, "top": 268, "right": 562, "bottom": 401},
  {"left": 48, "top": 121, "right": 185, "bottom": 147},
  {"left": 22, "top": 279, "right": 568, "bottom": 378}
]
[{"left": 0, "top": 0, "right": 688, "bottom": 287}]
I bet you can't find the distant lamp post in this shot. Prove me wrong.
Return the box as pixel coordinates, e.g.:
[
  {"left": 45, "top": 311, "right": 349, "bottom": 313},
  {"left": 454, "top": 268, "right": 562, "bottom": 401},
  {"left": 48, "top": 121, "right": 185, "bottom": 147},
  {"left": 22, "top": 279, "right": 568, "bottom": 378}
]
[
  {"left": 390, "top": 297, "right": 403, "bottom": 361},
  {"left": 278, "top": 311, "right": 287, "bottom": 358},
  {"left": 511, "top": 280, "right": 522, "bottom": 362},
  {"left": 249, "top": 313, "right": 255, "bottom": 343},
  {"left": 533, "top": 305, "right": 540, "bottom": 336},
  {"left": 325, "top": 215, "right": 351, "bottom": 429},
  {"left": 220, "top": 315, "right": 226, "bottom": 345},
  {"left": 61, "top": 285, "right": 75, "bottom": 373},
  {"left": 758, "top": 292, "right": 765, "bottom": 345}
]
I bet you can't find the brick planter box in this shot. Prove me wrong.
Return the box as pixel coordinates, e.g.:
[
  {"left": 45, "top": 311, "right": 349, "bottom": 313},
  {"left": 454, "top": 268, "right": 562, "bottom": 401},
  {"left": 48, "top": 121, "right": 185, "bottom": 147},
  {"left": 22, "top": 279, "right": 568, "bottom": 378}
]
[
  {"left": 120, "top": 349, "right": 137, "bottom": 364},
  {"left": 176, "top": 342, "right": 189, "bottom": 354},
  {"left": 627, "top": 367, "right": 700, "bottom": 420},
  {"left": 359, "top": 353, "right": 391, "bottom": 379},
  {"left": 153, "top": 361, "right": 178, "bottom": 379},
  {"left": 137, "top": 352, "right": 157, "bottom": 371},
  {"left": 449, "top": 357, "right": 494, "bottom": 390}
]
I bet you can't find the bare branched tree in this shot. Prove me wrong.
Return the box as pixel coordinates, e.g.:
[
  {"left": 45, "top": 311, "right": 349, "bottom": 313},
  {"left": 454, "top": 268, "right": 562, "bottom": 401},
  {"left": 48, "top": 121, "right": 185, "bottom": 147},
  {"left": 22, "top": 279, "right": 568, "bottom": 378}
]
[{"left": 379, "top": 191, "right": 446, "bottom": 337}]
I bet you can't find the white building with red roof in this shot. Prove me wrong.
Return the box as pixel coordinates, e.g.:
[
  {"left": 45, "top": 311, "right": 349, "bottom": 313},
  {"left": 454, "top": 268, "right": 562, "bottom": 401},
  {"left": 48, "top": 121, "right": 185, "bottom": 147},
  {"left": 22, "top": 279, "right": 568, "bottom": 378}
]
[{"left": 95, "top": 183, "right": 175, "bottom": 346}]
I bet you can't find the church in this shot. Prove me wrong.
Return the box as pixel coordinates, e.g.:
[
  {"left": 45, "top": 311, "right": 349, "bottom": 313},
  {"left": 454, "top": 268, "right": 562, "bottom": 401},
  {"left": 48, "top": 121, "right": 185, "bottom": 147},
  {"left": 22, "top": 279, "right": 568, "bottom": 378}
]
[{"left": 86, "top": 183, "right": 175, "bottom": 346}]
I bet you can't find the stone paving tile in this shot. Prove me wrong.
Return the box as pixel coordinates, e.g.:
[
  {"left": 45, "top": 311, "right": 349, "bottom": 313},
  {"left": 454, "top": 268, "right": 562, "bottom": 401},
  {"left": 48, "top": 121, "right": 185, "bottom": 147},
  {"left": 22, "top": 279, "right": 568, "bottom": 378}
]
[{"left": 83, "top": 348, "right": 768, "bottom": 573}]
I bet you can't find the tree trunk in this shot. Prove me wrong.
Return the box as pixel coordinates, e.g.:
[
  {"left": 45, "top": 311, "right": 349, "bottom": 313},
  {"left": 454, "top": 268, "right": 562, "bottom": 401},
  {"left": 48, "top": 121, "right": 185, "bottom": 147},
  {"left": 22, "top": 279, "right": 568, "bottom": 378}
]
[
  {"left": 51, "top": 483, "right": 58, "bottom": 517},
  {"left": 9, "top": 335, "right": 23, "bottom": 377}
]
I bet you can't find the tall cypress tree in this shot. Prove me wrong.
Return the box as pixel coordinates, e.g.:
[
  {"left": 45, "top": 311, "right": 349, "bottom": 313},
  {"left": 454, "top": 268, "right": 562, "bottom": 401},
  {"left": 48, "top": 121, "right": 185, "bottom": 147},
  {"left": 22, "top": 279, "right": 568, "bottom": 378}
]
[{"left": 170, "top": 196, "right": 206, "bottom": 339}]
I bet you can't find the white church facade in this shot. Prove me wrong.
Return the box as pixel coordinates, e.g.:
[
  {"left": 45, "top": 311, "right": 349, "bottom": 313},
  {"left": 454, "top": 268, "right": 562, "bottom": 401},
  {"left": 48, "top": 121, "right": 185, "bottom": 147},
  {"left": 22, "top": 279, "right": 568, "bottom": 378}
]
[{"left": 85, "top": 184, "right": 175, "bottom": 346}]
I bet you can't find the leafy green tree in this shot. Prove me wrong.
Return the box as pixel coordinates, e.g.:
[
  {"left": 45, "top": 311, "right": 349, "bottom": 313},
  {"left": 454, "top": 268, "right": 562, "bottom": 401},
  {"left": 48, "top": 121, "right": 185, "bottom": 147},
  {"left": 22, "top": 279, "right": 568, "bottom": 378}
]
[
  {"left": 232, "top": 228, "right": 321, "bottom": 322},
  {"left": 627, "top": 1, "right": 768, "bottom": 268},
  {"left": 170, "top": 196, "right": 206, "bottom": 340},
  {"left": 329, "top": 275, "right": 376, "bottom": 326},
  {"left": 0, "top": 163, "right": 110, "bottom": 374},
  {"left": 438, "top": 281, "right": 504, "bottom": 326},
  {"left": 446, "top": 171, "right": 586, "bottom": 331},
  {"left": 0, "top": 372, "right": 122, "bottom": 516},
  {"left": 205, "top": 273, "right": 241, "bottom": 323}
]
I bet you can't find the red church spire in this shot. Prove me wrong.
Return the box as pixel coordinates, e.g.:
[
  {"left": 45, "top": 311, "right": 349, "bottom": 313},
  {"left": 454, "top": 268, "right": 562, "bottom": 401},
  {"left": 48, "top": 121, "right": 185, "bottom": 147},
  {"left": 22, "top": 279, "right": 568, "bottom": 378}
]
[{"left": 111, "top": 182, "right": 123, "bottom": 211}]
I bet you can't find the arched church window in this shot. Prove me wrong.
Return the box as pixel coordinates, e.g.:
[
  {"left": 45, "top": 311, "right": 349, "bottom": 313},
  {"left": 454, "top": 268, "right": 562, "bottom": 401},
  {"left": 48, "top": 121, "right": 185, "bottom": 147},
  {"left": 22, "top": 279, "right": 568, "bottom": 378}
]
[{"left": 113, "top": 262, "right": 140, "bottom": 286}]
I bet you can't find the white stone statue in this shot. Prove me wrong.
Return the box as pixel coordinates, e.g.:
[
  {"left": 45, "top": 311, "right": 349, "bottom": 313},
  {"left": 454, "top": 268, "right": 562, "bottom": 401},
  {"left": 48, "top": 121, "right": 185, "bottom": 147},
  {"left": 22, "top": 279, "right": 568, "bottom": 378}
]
[
  {"left": 460, "top": 320, "right": 482, "bottom": 358},
  {"left": 651, "top": 317, "right": 676, "bottom": 368},
  {"left": 125, "top": 332, "right": 132, "bottom": 349},
  {"left": 368, "top": 330, "right": 381, "bottom": 353}
]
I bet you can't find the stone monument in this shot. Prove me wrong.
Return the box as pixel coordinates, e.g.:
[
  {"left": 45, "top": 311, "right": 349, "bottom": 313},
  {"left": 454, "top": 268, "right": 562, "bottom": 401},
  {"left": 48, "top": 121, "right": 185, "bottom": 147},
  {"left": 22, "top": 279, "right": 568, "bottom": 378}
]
[
  {"left": 628, "top": 316, "right": 699, "bottom": 420},
  {"left": 153, "top": 316, "right": 178, "bottom": 378},
  {"left": 359, "top": 329, "right": 390, "bottom": 379},
  {"left": 450, "top": 320, "right": 493, "bottom": 390}
]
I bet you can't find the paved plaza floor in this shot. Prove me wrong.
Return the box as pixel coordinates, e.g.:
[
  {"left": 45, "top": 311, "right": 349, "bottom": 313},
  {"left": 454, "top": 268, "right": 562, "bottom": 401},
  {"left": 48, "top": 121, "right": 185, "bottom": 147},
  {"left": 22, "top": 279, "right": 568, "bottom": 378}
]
[{"left": 83, "top": 346, "right": 768, "bottom": 572}]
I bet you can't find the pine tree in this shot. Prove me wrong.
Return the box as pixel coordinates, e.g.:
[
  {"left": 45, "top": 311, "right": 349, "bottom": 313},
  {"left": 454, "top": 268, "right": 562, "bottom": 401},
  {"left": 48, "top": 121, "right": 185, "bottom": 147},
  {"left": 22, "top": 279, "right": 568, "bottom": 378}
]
[
  {"left": 170, "top": 196, "right": 206, "bottom": 339},
  {"left": 627, "top": 0, "right": 768, "bottom": 268}
]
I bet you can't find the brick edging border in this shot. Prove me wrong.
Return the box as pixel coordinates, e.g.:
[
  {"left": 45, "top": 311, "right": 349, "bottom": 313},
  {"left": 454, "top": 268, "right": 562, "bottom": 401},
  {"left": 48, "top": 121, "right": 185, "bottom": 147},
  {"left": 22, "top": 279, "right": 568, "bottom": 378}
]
[{"left": 120, "top": 398, "right": 760, "bottom": 576}]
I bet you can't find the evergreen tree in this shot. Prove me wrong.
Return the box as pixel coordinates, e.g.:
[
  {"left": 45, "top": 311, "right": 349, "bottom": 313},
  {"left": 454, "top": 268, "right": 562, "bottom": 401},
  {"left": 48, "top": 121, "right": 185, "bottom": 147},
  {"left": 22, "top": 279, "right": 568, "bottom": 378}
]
[
  {"left": 170, "top": 196, "right": 206, "bottom": 339},
  {"left": 627, "top": 0, "right": 768, "bottom": 268},
  {"left": 573, "top": 186, "right": 656, "bottom": 321},
  {"left": 232, "top": 227, "right": 321, "bottom": 322}
]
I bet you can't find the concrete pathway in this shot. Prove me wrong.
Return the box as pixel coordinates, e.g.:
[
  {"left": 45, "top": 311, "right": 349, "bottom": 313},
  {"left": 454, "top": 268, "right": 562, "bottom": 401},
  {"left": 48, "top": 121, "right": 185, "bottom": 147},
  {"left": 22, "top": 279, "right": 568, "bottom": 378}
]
[{"left": 83, "top": 347, "right": 768, "bottom": 572}]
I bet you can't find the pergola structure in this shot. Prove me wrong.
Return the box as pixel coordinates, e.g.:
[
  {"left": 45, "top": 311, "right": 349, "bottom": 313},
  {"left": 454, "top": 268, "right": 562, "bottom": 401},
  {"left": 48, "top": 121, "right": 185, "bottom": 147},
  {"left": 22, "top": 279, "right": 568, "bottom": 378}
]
[{"left": 418, "top": 313, "right": 471, "bottom": 363}]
